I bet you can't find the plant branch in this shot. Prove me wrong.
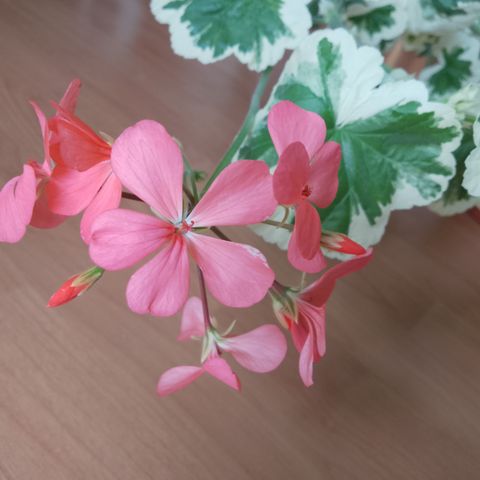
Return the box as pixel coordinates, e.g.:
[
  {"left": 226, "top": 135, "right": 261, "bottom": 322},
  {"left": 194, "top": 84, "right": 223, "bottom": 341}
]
[
  {"left": 201, "top": 67, "right": 273, "bottom": 195},
  {"left": 183, "top": 155, "right": 199, "bottom": 202},
  {"left": 262, "top": 219, "right": 293, "bottom": 231},
  {"left": 197, "top": 267, "right": 212, "bottom": 330},
  {"left": 121, "top": 192, "right": 143, "bottom": 202}
]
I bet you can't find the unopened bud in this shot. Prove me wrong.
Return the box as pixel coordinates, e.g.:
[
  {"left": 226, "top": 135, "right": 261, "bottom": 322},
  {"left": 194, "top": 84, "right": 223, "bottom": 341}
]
[
  {"left": 321, "top": 231, "right": 366, "bottom": 255},
  {"left": 47, "top": 266, "right": 104, "bottom": 308}
]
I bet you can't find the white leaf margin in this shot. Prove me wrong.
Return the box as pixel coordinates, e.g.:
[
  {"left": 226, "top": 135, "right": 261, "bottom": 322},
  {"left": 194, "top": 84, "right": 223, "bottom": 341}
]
[
  {"left": 420, "top": 31, "right": 480, "bottom": 100},
  {"left": 245, "top": 29, "right": 461, "bottom": 248},
  {"left": 463, "top": 116, "right": 480, "bottom": 197},
  {"left": 150, "top": 0, "right": 312, "bottom": 72}
]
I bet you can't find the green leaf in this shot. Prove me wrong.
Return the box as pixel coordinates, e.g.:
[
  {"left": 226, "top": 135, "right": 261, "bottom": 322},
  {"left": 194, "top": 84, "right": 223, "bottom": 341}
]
[
  {"left": 150, "top": 0, "right": 312, "bottom": 71},
  {"left": 349, "top": 5, "right": 395, "bottom": 34},
  {"left": 463, "top": 117, "right": 480, "bottom": 197},
  {"left": 240, "top": 29, "right": 461, "bottom": 247}
]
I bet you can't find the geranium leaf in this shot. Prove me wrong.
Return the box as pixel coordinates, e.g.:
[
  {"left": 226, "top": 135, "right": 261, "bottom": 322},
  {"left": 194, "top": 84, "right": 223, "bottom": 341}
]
[
  {"left": 240, "top": 29, "right": 461, "bottom": 247},
  {"left": 463, "top": 117, "right": 480, "bottom": 198},
  {"left": 150, "top": 0, "right": 312, "bottom": 71}
]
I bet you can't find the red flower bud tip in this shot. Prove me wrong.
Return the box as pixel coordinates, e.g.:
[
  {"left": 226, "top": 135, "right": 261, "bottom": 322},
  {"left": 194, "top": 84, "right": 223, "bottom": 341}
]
[
  {"left": 47, "top": 266, "right": 104, "bottom": 308},
  {"left": 467, "top": 207, "right": 480, "bottom": 225},
  {"left": 320, "top": 231, "right": 366, "bottom": 256}
]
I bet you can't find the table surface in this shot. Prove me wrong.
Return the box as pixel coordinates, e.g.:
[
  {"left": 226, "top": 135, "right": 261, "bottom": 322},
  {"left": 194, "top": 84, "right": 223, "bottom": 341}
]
[{"left": 1, "top": 1, "right": 479, "bottom": 479}]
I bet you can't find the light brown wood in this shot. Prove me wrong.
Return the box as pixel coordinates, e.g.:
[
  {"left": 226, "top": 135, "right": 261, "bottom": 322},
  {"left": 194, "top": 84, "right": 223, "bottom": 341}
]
[{"left": 1, "top": 1, "right": 479, "bottom": 479}]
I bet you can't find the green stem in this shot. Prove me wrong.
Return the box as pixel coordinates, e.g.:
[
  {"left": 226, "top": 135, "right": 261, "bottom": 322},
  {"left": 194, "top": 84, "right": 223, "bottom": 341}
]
[
  {"left": 201, "top": 67, "right": 273, "bottom": 196},
  {"left": 262, "top": 219, "right": 293, "bottom": 231},
  {"left": 183, "top": 155, "right": 199, "bottom": 202}
]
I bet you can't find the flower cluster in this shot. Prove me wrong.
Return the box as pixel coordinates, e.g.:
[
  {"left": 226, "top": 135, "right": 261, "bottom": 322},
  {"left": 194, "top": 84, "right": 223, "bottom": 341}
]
[{"left": 0, "top": 81, "right": 372, "bottom": 394}]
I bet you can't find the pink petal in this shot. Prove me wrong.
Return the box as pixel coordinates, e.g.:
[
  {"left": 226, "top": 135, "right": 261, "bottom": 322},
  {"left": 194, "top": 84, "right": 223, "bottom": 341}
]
[
  {"left": 221, "top": 325, "right": 287, "bottom": 373},
  {"left": 126, "top": 237, "right": 190, "bottom": 317},
  {"left": 80, "top": 173, "right": 122, "bottom": 244},
  {"left": 188, "top": 160, "right": 276, "bottom": 227},
  {"left": 157, "top": 365, "right": 204, "bottom": 397},
  {"left": 203, "top": 357, "right": 241, "bottom": 391},
  {"left": 268, "top": 100, "right": 326, "bottom": 158},
  {"left": 111, "top": 120, "right": 183, "bottom": 222},
  {"left": 187, "top": 233, "right": 274, "bottom": 308},
  {"left": 30, "top": 188, "right": 66, "bottom": 229},
  {"left": 299, "top": 333, "right": 315, "bottom": 387},
  {"left": 49, "top": 105, "right": 111, "bottom": 171},
  {"left": 272, "top": 142, "right": 309, "bottom": 205},
  {"left": 89, "top": 208, "right": 173, "bottom": 270},
  {"left": 301, "top": 249, "right": 373, "bottom": 307},
  {"left": 59, "top": 79, "right": 82, "bottom": 113},
  {"left": 293, "top": 200, "right": 321, "bottom": 260},
  {"left": 308, "top": 141, "right": 341, "bottom": 208},
  {"left": 178, "top": 296, "right": 206, "bottom": 341},
  {"left": 289, "top": 317, "right": 309, "bottom": 354},
  {"left": 30, "top": 101, "right": 51, "bottom": 171},
  {"left": 0, "top": 165, "right": 36, "bottom": 243},
  {"left": 47, "top": 161, "right": 112, "bottom": 216}
]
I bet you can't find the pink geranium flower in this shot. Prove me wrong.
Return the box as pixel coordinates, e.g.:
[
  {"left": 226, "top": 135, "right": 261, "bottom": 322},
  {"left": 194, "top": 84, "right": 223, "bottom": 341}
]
[
  {"left": 157, "top": 297, "right": 287, "bottom": 396},
  {"left": 273, "top": 249, "right": 373, "bottom": 387},
  {"left": 89, "top": 120, "right": 277, "bottom": 316},
  {"left": 268, "top": 100, "right": 341, "bottom": 273},
  {"left": 46, "top": 81, "right": 122, "bottom": 243},
  {"left": 0, "top": 82, "right": 80, "bottom": 243}
]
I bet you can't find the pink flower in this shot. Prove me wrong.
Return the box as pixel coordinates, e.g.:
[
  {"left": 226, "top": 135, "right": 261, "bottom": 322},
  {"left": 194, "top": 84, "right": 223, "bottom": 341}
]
[
  {"left": 157, "top": 297, "right": 287, "bottom": 396},
  {"left": 273, "top": 249, "right": 373, "bottom": 387},
  {"left": 89, "top": 120, "right": 277, "bottom": 316},
  {"left": 46, "top": 81, "right": 122, "bottom": 244},
  {"left": 0, "top": 82, "right": 79, "bottom": 243},
  {"left": 268, "top": 100, "right": 341, "bottom": 273}
]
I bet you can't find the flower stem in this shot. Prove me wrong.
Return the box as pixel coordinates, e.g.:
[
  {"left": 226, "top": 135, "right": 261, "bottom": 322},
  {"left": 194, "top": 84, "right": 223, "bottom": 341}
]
[
  {"left": 201, "top": 67, "right": 273, "bottom": 196},
  {"left": 197, "top": 267, "right": 212, "bottom": 331},
  {"left": 121, "top": 192, "right": 142, "bottom": 202},
  {"left": 183, "top": 155, "right": 199, "bottom": 202},
  {"left": 261, "top": 219, "right": 294, "bottom": 231}
]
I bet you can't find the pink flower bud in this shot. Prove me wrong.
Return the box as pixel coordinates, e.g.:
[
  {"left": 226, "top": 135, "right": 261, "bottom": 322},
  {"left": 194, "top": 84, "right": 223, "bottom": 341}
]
[
  {"left": 47, "top": 266, "right": 104, "bottom": 308},
  {"left": 320, "top": 231, "right": 366, "bottom": 256}
]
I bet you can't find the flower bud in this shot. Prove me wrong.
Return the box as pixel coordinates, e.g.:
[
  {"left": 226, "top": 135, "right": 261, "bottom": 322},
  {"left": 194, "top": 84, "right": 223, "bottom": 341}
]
[
  {"left": 47, "top": 266, "right": 104, "bottom": 308},
  {"left": 321, "top": 231, "right": 366, "bottom": 255},
  {"left": 270, "top": 287, "right": 298, "bottom": 329}
]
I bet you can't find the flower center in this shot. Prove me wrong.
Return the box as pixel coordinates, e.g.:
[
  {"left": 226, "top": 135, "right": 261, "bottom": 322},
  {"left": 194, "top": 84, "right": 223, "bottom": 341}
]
[
  {"left": 301, "top": 184, "right": 312, "bottom": 198},
  {"left": 177, "top": 219, "right": 195, "bottom": 234}
]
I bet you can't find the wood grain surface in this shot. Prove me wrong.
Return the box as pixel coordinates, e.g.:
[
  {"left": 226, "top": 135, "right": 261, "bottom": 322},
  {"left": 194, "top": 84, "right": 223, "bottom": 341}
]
[{"left": 0, "top": 1, "right": 479, "bottom": 479}]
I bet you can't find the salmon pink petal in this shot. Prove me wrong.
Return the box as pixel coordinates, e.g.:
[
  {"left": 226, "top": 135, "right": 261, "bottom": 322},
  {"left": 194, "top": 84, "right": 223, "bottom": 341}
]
[
  {"left": 126, "top": 237, "right": 190, "bottom": 317},
  {"left": 111, "top": 120, "right": 183, "bottom": 222},
  {"left": 289, "top": 315, "right": 309, "bottom": 353},
  {"left": 0, "top": 165, "right": 36, "bottom": 243},
  {"left": 301, "top": 249, "right": 373, "bottom": 307},
  {"left": 188, "top": 160, "right": 276, "bottom": 227},
  {"left": 187, "top": 233, "right": 274, "bottom": 308},
  {"left": 30, "top": 101, "right": 51, "bottom": 171},
  {"left": 220, "top": 325, "right": 287, "bottom": 373},
  {"left": 288, "top": 228, "right": 326, "bottom": 273},
  {"left": 268, "top": 100, "right": 326, "bottom": 158},
  {"left": 59, "top": 79, "right": 81, "bottom": 113},
  {"left": 89, "top": 209, "right": 172, "bottom": 270},
  {"left": 299, "top": 333, "right": 315, "bottom": 387},
  {"left": 30, "top": 190, "right": 66, "bottom": 229},
  {"left": 294, "top": 200, "right": 321, "bottom": 260},
  {"left": 49, "top": 105, "right": 111, "bottom": 171},
  {"left": 47, "top": 161, "right": 112, "bottom": 216},
  {"left": 308, "top": 141, "right": 341, "bottom": 208},
  {"left": 178, "top": 297, "right": 206, "bottom": 341},
  {"left": 157, "top": 366, "right": 204, "bottom": 397},
  {"left": 272, "top": 142, "right": 310, "bottom": 205},
  {"left": 203, "top": 357, "right": 241, "bottom": 391},
  {"left": 80, "top": 173, "right": 122, "bottom": 244}
]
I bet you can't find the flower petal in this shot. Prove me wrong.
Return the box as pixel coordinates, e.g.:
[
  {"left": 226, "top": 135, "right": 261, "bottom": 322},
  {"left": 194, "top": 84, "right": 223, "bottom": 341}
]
[
  {"left": 126, "top": 237, "right": 190, "bottom": 317},
  {"left": 30, "top": 101, "right": 51, "bottom": 171},
  {"left": 59, "top": 79, "right": 82, "bottom": 113},
  {"left": 308, "top": 141, "right": 341, "bottom": 208},
  {"left": 301, "top": 249, "right": 373, "bottom": 307},
  {"left": 203, "top": 357, "right": 241, "bottom": 391},
  {"left": 49, "top": 105, "right": 111, "bottom": 171},
  {"left": 30, "top": 188, "right": 66, "bottom": 229},
  {"left": 157, "top": 365, "right": 204, "bottom": 397},
  {"left": 47, "top": 161, "right": 112, "bottom": 216},
  {"left": 188, "top": 233, "right": 274, "bottom": 308},
  {"left": 188, "top": 160, "right": 276, "bottom": 227},
  {"left": 294, "top": 200, "right": 322, "bottom": 260},
  {"left": 111, "top": 120, "right": 183, "bottom": 222},
  {"left": 80, "top": 173, "right": 122, "bottom": 244},
  {"left": 178, "top": 296, "right": 206, "bottom": 341},
  {"left": 221, "top": 324, "right": 287, "bottom": 373},
  {"left": 89, "top": 208, "right": 172, "bottom": 270},
  {"left": 272, "top": 142, "right": 309, "bottom": 205},
  {"left": 268, "top": 100, "right": 326, "bottom": 158},
  {"left": 0, "top": 165, "right": 36, "bottom": 243},
  {"left": 298, "top": 332, "right": 315, "bottom": 387}
]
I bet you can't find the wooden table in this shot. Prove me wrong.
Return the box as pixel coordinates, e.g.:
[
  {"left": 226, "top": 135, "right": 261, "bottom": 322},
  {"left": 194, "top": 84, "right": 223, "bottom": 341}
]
[{"left": 0, "top": 1, "right": 479, "bottom": 478}]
